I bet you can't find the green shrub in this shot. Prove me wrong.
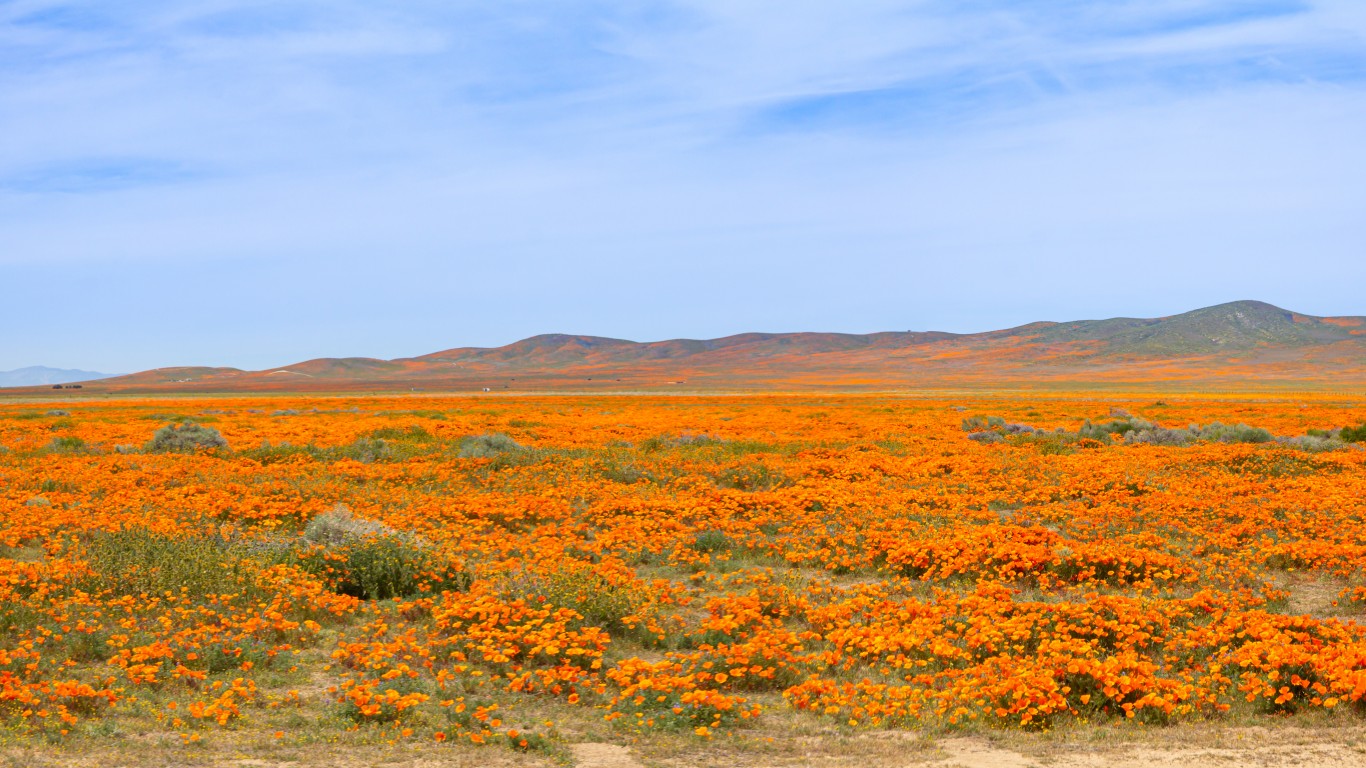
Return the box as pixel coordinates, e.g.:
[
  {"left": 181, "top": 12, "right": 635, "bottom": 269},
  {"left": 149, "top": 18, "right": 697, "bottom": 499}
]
[
  {"left": 595, "top": 456, "right": 655, "bottom": 485},
  {"left": 365, "top": 425, "right": 436, "bottom": 443},
  {"left": 46, "top": 435, "right": 88, "bottom": 453},
  {"left": 342, "top": 437, "right": 396, "bottom": 462},
  {"left": 75, "top": 528, "right": 268, "bottom": 600},
  {"left": 1220, "top": 452, "right": 1342, "bottom": 477},
  {"left": 965, "top": 416, "right": 1034, "bottom": 440},
  {"left": 672, "top": 432, "right": 728, "bottom": 447},
  {"left": 961, "top": 416, "right": 988, "bottom": 432},
  {"left": 237, "top": 441, "right": 323, "bottom": 464},
  {"left": 63, "top": 629, "right": 113, "bottom": 663},
  {"left": 0, "top": 601, "right": 44, "bottom": 634},
  {"left": 640, "top": 433, "right": 730, "bottom": 452},
  {"left": 308, "top": 426, "right": 443, "bottom": 463},
  {"left": 502, "top": 567, "right": 650, "bottom": 633},
  {"left": 295, "top": 536, "right": 470, "bottom": 601},
  {"left": 338, "top": 675, "right": 433, "bottom": 724},
  {"left": 691, "top": 529, "right": 732, "bottom": 553},
  {"left": 1340, "top": 424, "right": 1366, "bottom": 443},
  {"left": 299, "top": 506, "right": 470, "bottom": 600},
  {"left": 458, "top": 432, "right": 523, "bottom": 458},
  {"left": 1079, "top": 417, "right": 1153, "bottom": 440},
  {"left": 713, "top": 463, "right": 789, "bottom": 491},
  {"left": 145, "top": 422, "right": 229, "bottom": 453}
]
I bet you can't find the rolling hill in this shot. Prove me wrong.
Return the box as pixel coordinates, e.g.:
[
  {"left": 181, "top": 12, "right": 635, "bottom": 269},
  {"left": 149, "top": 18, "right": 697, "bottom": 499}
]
[{"left": 17, "top": 301, "right": 1366, "bottom": 394}]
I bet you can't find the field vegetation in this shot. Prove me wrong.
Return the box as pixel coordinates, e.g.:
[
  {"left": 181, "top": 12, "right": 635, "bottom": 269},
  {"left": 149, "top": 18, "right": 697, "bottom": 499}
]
[{"left": 1, "top": 393, "right": 1364, "bottom": 765}]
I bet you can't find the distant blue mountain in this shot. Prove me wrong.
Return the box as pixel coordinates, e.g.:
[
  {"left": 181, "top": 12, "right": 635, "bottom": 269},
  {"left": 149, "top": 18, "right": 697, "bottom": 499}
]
[{"left": 0, "top": 366, "right": 119, "bottom": 387}]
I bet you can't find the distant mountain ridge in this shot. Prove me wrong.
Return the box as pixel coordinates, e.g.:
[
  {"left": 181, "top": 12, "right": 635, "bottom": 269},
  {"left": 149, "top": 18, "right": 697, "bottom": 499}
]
[
  {"left": 20, "top": 301, "right": 1366, "bottom": 393},
  {"left": 0, "top": 366, "right": 118, "bottom": 388}
]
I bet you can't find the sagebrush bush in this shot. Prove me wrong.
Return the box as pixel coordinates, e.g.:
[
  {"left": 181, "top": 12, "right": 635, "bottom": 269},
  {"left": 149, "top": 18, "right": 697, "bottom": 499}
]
[
  {"left": 963, "top": 416, "right": 1034, "bottom": 439},
  {"left": 458, "top": 432, "right": 523, "bottom": 458},
  {"left": 1192, "top": 422, "right": 1273, "bottom": 444},
  {"left": 304, "top": 504, "right": 397, "bottom": 545},
  {"left": 1124, "top": 428, "right": 1193, "bottom": 446},
  {"left": 298, "top": 505, "right": 470, "bottom": 600},
  {"left": 1067, "top": 416, "right": 1281, "bottom": 448},
  {"left": 294, "top": 536, "right": 470, "bottom": 600},
  {"left": 1340, "top": 423, "right": 1366, "bottom": 443},
  {"left": 1079, "top": 417, "right": 1153, "bottom": 440},
  {"left": 1278, "top": 435, "right": 1346, "bottom": 453},
  {"left": 146, "top": 422, "right": 229, "bottom": 453}
]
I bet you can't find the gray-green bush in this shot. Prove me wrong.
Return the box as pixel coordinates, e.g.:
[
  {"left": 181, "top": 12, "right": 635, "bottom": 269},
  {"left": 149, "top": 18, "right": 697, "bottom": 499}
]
[
  {"left": 458, "top": 432, "right": 523, "bottom": 458},
  {"left": 146, "top": 422, "right": 229, "bottom": 453},
  {"left": 298, "top": 505, "right": 471, "bottom": 600}
]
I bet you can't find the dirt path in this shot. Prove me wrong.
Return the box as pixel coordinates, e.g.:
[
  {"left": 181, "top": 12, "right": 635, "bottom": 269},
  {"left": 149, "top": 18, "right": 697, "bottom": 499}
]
[
  {"left": 570, "top": 743, "right": 646, "bottom": 768},
  {"left": 935, "top": 735, "right": 1366, "bottom": 768},
  {"left": 937, "top": 738, "right": 1040, "bottom": 768},
  {"left": 8, "top": 730, "right": 1366, "bottom": 767}
]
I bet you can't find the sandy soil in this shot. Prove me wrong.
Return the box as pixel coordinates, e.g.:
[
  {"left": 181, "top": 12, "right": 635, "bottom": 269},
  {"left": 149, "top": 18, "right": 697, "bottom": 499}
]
[{"left": 6, "top": 727, "right": 1366, "bottom": 767}]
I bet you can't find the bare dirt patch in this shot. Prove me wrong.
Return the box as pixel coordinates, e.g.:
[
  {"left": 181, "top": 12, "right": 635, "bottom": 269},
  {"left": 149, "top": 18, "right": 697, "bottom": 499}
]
[
  {"left": 569, "top": 742, "right": 645, "bottom": 768},
  {"left": 936, "top": 738, "right": 1039, "bottom": 767},
  {"left": 1280, "top": 574, "right": 1359, "bottom": 622},
  {"left": 8, "top": 727, "right": 1366, "bottom": 768}
]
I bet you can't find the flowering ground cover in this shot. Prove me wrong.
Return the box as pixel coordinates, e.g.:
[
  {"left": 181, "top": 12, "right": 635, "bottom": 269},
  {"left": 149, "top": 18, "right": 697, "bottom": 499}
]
[{"left": 1, "top": 393, "right": 1364, "bottom": 764}]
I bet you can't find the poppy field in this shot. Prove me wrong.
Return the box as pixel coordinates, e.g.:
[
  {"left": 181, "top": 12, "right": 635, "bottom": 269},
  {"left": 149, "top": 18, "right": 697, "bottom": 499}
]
[{"left": 2, "top": 393, "right": 1365, "bottom": 761}]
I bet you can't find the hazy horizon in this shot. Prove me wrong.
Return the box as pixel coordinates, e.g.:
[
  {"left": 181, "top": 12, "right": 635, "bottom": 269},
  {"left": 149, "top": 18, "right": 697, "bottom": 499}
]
[{"left": 5, "top": 2, "right": 1364, "bottom": 372}]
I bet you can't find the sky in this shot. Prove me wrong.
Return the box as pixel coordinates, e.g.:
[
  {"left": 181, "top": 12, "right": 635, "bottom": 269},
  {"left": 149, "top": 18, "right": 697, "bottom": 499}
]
[{"left": 3, "top": 1, "right": 1365, "bottom": 372}]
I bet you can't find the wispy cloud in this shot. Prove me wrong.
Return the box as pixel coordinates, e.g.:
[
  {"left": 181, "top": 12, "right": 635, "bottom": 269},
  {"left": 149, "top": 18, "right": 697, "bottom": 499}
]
[
  {"left": 1, "top": 157, "right": 203, "bottom": 193},
  {"left": 1, "top": 1, "right": 1363, "bottom": 370}
]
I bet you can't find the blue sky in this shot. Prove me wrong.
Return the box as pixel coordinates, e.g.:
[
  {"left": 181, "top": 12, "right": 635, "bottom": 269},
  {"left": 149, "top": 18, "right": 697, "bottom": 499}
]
[{"left": 3, "top": 1, "right": 1365, "bottom": 372}]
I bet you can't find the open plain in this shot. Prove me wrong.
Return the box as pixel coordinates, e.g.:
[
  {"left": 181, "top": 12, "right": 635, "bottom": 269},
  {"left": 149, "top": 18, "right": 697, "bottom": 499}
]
[{"left": 2, "top": 391, "right": 1364, "bottom": 766}]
